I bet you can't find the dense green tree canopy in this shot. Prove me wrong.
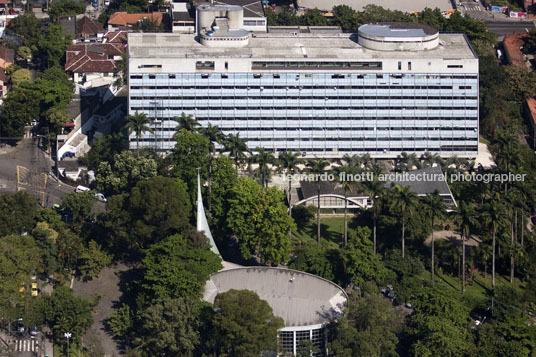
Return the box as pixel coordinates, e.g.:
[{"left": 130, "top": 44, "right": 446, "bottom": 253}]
[
  {"left": 96, "top": 150, "right": 158, "bottom": 195},
  {"left": 141, "top": 234, "right": 221, "bottom": 303},
  {"left": 0, "top": 192, "right": 38, "bottom": 236},
  {"left": 49, "top": 0, "right": 86, "bottom": 22},
  {"left": 227, "top": 177, "right": 295, "bottom": 265},
  {"left": 42, "top": 286, "right": 93, "bottom": 350},
  {"left": 329, "top": 293, "right": 402, "bottom": 357},
  {"left": 208, "top": 289, "right": 284, "bottom": 357},
  {"left": 134, "top": 297, "right": 201, "bottom": 355}
]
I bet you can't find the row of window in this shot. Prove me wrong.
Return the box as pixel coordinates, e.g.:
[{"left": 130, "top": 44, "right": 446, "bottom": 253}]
[
  {"left": 130, "top": 96, "right": 478, "bottom": 100},
  {"left": 132, "top": 106, "right": 478, "bottom": 111},
  {"left": 150, "top": 126, "right": 476, "bottom": 131},
  {"left": 130, "top": 73, "right": 478, "bottom": 80},
  {"left": 137, "top": 136, "right": 476, "bottom": 142},
  {"left": 130, "top": 85, "right": 472, "bottom": 90},
  {"left": 139, "top": 116, "right": 478, "bottom": 121}
]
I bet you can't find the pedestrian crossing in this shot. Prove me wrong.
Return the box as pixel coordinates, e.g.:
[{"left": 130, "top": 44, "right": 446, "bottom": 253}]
[
  {"left": 464, "top": 5, "right": 482, "bottom": 11},
  {"left": 16, "top": 339, "right": 39, "bottom": 352}
]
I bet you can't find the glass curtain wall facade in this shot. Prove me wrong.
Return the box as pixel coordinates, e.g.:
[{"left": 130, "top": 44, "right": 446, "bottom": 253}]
[{"left": 129, "top": 70, "right": 478, "bottom": 156}]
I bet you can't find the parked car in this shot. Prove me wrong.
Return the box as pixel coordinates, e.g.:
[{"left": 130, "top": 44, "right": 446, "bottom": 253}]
[
  {"left": 31, "top": 282, "right": 38, "bottom": 297},
  {"left": 29, "top": 326, "right": 38, "bottom": 337},
  {"left": 92, "top": 0, "right": 98, "bottom": 7},
  {"left": 104, "top": 0, "right": 110, "bottom": 5},
  {"left": 95, "top": 193, "right": 107, "bottom": 202},
  {"left": 75, "top": 185, "right": 90, "bottom": 193}
]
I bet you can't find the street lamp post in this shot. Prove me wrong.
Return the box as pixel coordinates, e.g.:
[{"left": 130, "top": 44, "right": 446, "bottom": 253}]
[
  {"left": 64, "top": 332, "right": 71, "bottom": 357},
  {"left": 7, "top": 318, "right": 22, "bottom": 339}
]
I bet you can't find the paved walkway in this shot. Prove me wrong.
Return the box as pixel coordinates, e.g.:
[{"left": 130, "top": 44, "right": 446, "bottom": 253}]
[
  {"left": 475, "top": 142, "right": 495, "bottom": 169},
  {"left": 425, "top": 230, "right": 481, "bottom": 247},
  {"left": 72, "top": 263, "right": 129, "bottom": 357}
]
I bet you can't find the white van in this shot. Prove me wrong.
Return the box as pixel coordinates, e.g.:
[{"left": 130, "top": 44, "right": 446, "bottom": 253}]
[{"left": 75, "top": 185, "right": 90, "bottom": 193}]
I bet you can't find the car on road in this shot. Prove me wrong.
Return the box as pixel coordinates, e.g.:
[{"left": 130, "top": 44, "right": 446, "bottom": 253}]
[
  {"left": 29, "top": 326, "right": 38, "bottom": 337},
  {"left": 75, "top": 185, "right": 90, "bottom": 193},
  {"left": 95, "top": 192, "right": 107, "bottom": 202},
  {"left": 92, "top": 0, "right": 98, "bottom": 7},
  {"left": 104, "top": 0, "right": 109, "bottom": 5},
  {"left": 31, "top": 282, "right": 38, "bottom": 297}
]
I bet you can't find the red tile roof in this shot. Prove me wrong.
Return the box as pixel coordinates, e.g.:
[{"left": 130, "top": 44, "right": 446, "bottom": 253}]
[
  {"left": 65, "top": 43, "right": 125, "bottom": 73},
  {"left": 104, "top": 30, "right": 128, "bottom": 44},
  {"left": 0, "top": 45, "right": 14, "bottom": 64},
  {"left": 504, "top": 32, "right": 528, "bottom": 67},
  {"left": 108, "top": 12, "right": 163, "bottom": 26},
  {"left": 77, "top": 16, "right": 104, "bottom": 35}
]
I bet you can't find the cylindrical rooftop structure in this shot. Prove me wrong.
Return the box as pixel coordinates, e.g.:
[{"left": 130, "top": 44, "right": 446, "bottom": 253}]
[
  {"left": 203, "top": 267, "right": 347, "bottom": 356},
  {"left": 358, "top": 22, "right": 439, "bottom": 51}
]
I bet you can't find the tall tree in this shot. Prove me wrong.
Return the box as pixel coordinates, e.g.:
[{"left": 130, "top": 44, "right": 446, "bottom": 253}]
[
  {"left": 134, "top": 297, "right": 201, "bottom": 356},
  {"left": 38, "top": 24, "right": 72, "bottom": 68},
  {"left": 223, "top": 133, "right": 249, "bottom": 168},
  {"left": 453, "top": 201, "right": 478, "bottom": 294},
  {"left": 482, "top": 199, "right": 505, "bottom": 289},
  {"left": 276, "top": 151, "right": 302, "bottom": 219},
  {"left": 306, "top": 158, "right": 329, "bottom": 245},
  {"left": 335, "top": 164, "right": 356, "bottom": 247},
  {"left": 209, "top": 289, "right": 284, "bottom": 357},
  {"left": 200, "top": 124, "right": 225, "bottom": 210},
  {"left": 42, "top": 286, "right": 93, "bottom": 353},
  {"left": 390, "top": 184, "right": 419, "bottom": 258},
  {"left": 227, "top": 178, "right": 295, "bottom": 265},
  {"left": 363, "top": 175, "right": 385, "bottom": 254},
  {"left": 172, "top": 112, "right": 200, "bottom": 134},
  {"left": 249, "top": 148, "right": 276, "bottom": 188},
  {"left": 423, "top": 190, "right": 447, "bottom": 285},
  {"left": 123, "top": 111, "right": 153, "bottom": 156}
]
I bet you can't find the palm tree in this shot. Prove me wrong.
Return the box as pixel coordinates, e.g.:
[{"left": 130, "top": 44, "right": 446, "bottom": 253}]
[
  {"left": 423, "top": 190, "right": 447, "bottom": 285},
  {"left": 505, "top": 189, "right": 523, "bottom": 284},
  {"left": 335, "top": 164, "right": 356, "bottom": 247},
  {"left": 421, "top": 152, "right": 440, "bottom": 168},
  {"left": 223, "top": 133, "right": 249, "bottom": 168},
  {"left": 200, "top": 124, "right": 225, "bottom": 210},
  {"left": 494, "top": 131, "right": 520, "bottom": 194},
  {"left": 390, "top": 184, "right": 419, "bottom": 258},
  {"left": 453, "top": 201, "right": 478, "bottom": 294},
  {"left": 306, "top": 158, "right": 330, "bottom": 245},
  {"left": 249, "top": 148, "right": 276, "bottom": 188},
  {"left": 276, "top": 151, "right": 302, "bottom": 218},
  {"left": 123, "top": 111, "right": 153, "bottom": 156},
  {"left": 172, "top": 112, "right": 200, "bottom": 134},
  {"left": 482, "top": 199, "right": 505, "bottom": 289},
  {"left": 396, "top": 152, "right": 420, "bottom": 172},
  {"left": 363, "top": 176, "right": 385, "bottom": 254}
]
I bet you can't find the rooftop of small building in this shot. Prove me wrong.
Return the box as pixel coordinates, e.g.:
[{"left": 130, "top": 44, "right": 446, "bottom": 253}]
[
  {"left": 195, "top": 0, "right": 265, "bottom": 18},
  {"left": 128, "top": 31, "right": 477, "bottom": 60},
  {"left": 359, "top": 22, "right": 438, "bottom": 38},
  {"left": 203, "top": 267, "right": 347, "bottom": 327}
]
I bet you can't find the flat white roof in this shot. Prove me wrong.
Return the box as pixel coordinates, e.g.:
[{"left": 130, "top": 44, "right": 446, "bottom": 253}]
[
  {"left": 128, "top": 32, "right": 477, "bottom": 60},
  {"left": 203, "top": 267, "right": 347, "bottom": 327},
  {"left": 298, "top": 0, "right": 453, "bottom": 12}
]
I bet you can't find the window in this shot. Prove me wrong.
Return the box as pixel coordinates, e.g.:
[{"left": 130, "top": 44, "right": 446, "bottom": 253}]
[
  {"left": 398, "top": 61, "right": 401, "bottom": 70},
  {"left": 408, "top": 62, "right": 412, "bottom": 70},
  {"left": 447, "top": 64, "right": 463, "bottom": 68},
  {"left": 138, "top": 64, "right": 162, "bottom": 68},
  {"left": 225, "top": 61, "right": 228, "bottom": 70},
  {"left": 196, "top": 61, "right": 215, "bottom": 70}
]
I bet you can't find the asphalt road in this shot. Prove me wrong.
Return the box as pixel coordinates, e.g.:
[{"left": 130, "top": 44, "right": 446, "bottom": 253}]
[
  {"left": 0, "top": 137, "right": 75, "bottom": 207},
  {"left": 486, "top": 20, "right": 535, "bottom": 36}
]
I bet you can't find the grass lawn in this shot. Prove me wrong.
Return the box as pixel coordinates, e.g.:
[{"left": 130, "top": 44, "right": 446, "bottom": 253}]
[
  {"left": 417, "top": 266, "right": 526, "bottom": 306},
  {"left": 291, "top": 215, "right": 348, "bottom": 249}
]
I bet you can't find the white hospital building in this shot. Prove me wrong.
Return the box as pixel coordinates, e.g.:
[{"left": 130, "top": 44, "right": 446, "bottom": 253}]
[{"left": 127, "top": 4, "right": 479, "bottom": 158}]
